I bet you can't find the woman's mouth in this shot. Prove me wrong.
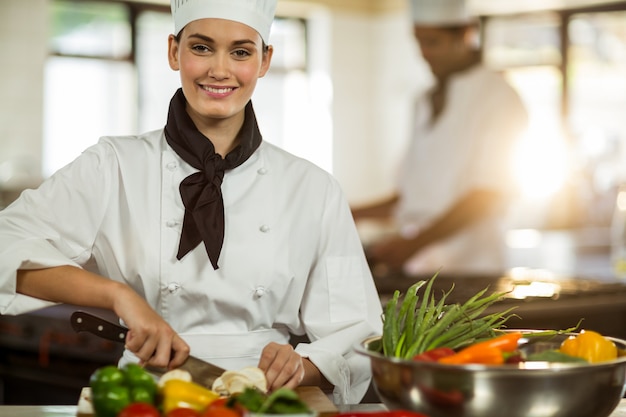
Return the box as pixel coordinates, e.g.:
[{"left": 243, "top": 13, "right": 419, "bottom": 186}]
[{"left": 200, "top": 85, "right": 235, "bottom": 96}]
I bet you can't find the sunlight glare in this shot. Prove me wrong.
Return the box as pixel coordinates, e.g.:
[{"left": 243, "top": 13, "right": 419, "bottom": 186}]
[{"left": 512, "top": 126, "right": 569, "bottom": 201}]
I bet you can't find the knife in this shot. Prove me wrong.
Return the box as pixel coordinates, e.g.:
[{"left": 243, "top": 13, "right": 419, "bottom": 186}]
[{"left": 70, "top": 310, "right": 226, "bottom": 389}]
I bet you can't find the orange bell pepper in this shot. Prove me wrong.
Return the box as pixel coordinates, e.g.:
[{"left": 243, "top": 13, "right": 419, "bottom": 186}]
[
  {"left": 438, "top": 345, "right": 504, "bottom": 365},
  {"left": 437, "top": 332, "right": 522, "bottom": 365}
]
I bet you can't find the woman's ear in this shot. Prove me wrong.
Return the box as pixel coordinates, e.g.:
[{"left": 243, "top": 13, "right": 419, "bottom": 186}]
[
  {"left": 258, "top": 45, "right": 274, "bottom": 78},
  {"left": 168, "top": 34, "right": 181, "bottom": 71}
]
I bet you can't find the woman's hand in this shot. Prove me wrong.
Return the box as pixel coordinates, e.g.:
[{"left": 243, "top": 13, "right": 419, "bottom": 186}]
[
  {"left": 258, "top": 342, "right": 305, "bottom": 391},
  {"left": 16, "top": 265, "right": 190, "bottom": 369},
  {"left": 113, "top": 286, "right": 190, "bottom": 369}
]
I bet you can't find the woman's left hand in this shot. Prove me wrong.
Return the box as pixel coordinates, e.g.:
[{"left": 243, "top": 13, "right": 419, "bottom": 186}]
[{"left": 258, "top": 342, "right": 305, "bottom": 391}]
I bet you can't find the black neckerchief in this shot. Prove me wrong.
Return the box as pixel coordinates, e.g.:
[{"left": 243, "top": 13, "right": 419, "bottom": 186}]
[{"left": 164, "top": 88, "right": 262, "bottom": 269}]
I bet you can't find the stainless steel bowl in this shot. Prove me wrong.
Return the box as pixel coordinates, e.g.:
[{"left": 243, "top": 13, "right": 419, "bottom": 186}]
[{"left": 356, "top": 332, "right": 626, "bottom": 417}]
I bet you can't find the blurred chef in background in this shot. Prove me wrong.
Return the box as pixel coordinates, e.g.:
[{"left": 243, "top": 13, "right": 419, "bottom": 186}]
[{"left": 352, "top": 0, "right": 528, "bottom": 276}]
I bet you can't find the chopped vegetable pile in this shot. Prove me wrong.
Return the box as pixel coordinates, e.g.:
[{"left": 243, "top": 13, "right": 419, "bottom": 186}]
[{"left": 88, "top": 366, "right": 312, "bottom": 417}]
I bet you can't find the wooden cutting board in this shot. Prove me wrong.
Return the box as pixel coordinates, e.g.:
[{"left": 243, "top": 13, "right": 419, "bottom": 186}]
[{"left": 77, "top": 386, "right": 338, "bottom": 416}]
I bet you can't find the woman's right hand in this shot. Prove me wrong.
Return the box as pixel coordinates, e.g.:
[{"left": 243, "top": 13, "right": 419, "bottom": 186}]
[
  {"left": 16, "top": 266, "right": 190, "bottom": 369},
  {"left": 112, "top": 284, "right": 190, "bottom": 369}
]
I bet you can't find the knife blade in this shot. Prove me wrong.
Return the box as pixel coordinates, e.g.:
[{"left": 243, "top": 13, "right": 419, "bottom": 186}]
[{"left": 70, "top": 310, "right": 226, "bottom": 389}]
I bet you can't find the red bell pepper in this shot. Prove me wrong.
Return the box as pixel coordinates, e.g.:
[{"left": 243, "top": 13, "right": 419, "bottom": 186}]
[{"left": 413, "top": 347, "right": 456, "bottom": 362}]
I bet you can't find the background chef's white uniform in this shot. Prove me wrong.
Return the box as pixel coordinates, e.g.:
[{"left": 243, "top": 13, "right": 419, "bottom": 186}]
[
  {"left": 0, "top": 130, "right": 382, "bottom": 404},
  {"left": 396, "top": 64, "right": 528, "bottom": 275}
]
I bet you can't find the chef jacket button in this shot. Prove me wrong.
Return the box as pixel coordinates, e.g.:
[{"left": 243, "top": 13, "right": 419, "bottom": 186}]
[
  {"left": 166, "top": 161, "right": 178, "bottom": 171},
  {"left": 254, "top": 286, "right": 266, "bottom": 298},
  {"left": 257, "top": 167, "right": 268, "bottom": 175},
  {"left": 167, "top": 282, "right": 181, "bottom": 294},
  {"left": 166, "top": 219, "right": 178, "bottom": 227},
  {"left": 259, "top": 224, "right": 270, "bottom": 233}
]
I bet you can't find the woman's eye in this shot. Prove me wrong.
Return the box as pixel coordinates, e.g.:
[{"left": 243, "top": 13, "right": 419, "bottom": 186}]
[
  {"left": 233, "top": 49, "right": 251, "bottom": 58},
  {"left": 191, "top": 44, "right": 210, "bottom": 53}
]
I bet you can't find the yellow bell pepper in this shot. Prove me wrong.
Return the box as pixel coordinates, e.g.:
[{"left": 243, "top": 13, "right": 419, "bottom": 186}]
[
  {"left": 559, "top": 330, "right": 618, "bottom": 363},
  {"left": 160, "top": 378, "right": 221, "bottom": 414}
]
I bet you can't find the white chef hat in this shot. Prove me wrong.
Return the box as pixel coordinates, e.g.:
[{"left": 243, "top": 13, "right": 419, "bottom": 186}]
[
  {"left": 409, "top": 0, "right": 476, "bottom": 26},
  {"left": 171, "top": 0, "right": 277, "bottom": 43}
]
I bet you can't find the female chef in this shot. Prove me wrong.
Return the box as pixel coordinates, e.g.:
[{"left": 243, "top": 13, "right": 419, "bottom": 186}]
[
  {"left": 352, "top": 0, "right": 528, "bottom": 276},
  {"left": 0, "top": 0, "right": 382, "bottom": 404}
]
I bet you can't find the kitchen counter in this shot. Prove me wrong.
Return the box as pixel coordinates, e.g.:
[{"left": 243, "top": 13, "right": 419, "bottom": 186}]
[{"left": 3, "top": 401, "right": 626, "bottom": 417}]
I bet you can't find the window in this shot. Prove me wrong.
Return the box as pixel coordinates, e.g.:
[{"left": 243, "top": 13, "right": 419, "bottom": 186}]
[
  {"left": 568, "top": 11, "right": 626, "bottom": 199},
  {"left": 483, "top": 13, "right": 569, "bottom": 228},
  {"left": 44, "top": 1, "right": 136, "bottom": 176},
  {"left": 482, "top": 7, "right": 626, "bottom": 229}
]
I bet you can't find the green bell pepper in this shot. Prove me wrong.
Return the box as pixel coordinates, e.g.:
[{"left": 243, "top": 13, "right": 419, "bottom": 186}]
[{"left": 90, "top": 363, "right": 158, "bottom": 417}]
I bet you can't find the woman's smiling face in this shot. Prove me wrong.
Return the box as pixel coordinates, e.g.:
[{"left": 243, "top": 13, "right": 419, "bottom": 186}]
[{"left": 168, "top": 18, "right": 272, "bottom": 127}]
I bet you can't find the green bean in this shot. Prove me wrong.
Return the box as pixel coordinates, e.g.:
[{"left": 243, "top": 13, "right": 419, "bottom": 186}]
[
  {"left": 414, "top": 273, "right": 437, "bottom": 327},
  {"left": 441, "top": 308, "right": 517, "bottom": 350},
  {"left": 418, "top": 293, "right": 495, "bottom": 349},
  {"left": 408, "top": 286, "right": 451, "bottom": 356},
  {"left": 407, "top": 304, "right": 459, "bottom": 357},
  {"left": 381, "top": 273, "right": 517, "bottom": 358},
  {"left": 402, "top": 288, "right": 421, "bottom": 356},
  {"left": 382, "top": 290, "right": 400, "bottom": 356}
]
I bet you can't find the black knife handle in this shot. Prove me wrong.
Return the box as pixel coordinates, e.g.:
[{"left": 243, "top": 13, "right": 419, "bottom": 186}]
[{"left": 71, "top": 310, "right": 128, "bottom": 344}]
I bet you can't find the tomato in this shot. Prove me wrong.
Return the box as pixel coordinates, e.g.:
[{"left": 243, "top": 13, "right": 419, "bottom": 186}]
[
  {"left": 201, "top": 405, "right": 241, "bottom": 417},
  {"left": 117, "top": 403, "right": 160, "bottom": 417},
  {"left": 166, "top": 408, "right": 202, "bottom": 417},
  {"left": 205, "top": 398, "right": 228, "bottom": 409}
]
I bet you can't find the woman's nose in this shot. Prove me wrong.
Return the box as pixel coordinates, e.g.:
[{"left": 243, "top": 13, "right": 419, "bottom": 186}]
[{"left": 208, "top": 53, "right": 230, "bottom": 79}]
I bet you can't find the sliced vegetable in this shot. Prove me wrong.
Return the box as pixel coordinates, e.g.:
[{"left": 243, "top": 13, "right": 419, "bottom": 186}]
[
  {"left": 559, "top": 330, "right": 618, "bottom": 363},
  {"left": 212, "top": 366, "right": 267, "bottom": 396},
  {"left": 158, "top": 369, "right": 193, "bottom": 389},
  {"left": 228, "top": 387, "right": 311, "bottom": 415},
  {"left": 160, "top": 378, "right": 220, "bottom": 415},
  {"left": 258, "top": 388, "right": 310, "bottom": 414}
]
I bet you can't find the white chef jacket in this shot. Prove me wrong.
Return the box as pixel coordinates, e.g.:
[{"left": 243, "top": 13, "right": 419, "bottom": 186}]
[
  {"left": 0, "top": 130, "right": 383, "bottom": 404},
  {"left": 396, "top": 64, "right": 528, "bottom": 275}
]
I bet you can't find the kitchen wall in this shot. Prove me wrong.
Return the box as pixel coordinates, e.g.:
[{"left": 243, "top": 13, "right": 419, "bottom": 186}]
[
  {"left": 0, "top": 0, "right": 429, "bottom": 206},
  {"left": 0, "top": 1, "right": 48, "bottom": 197}
]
